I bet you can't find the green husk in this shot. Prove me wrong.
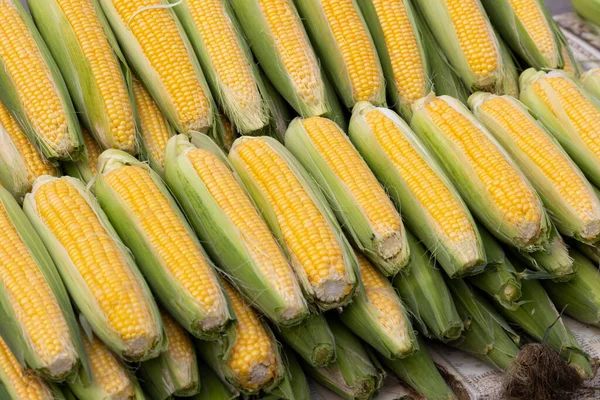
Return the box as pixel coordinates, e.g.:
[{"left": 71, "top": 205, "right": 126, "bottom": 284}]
[
  {"left": 544, "top": 249, "right": 600, "bottom": 327},
  {"left": 572, "top": 0, "right": 600, "bottom": 28},
  {"left": 138, "top": 314, "right": 200, "bottom": 399},
  {"left": 263, "top": 350, "right": 311, "bottom": 400},
  {"left": 164, "top": 133, "right": 309, "bottom": 326},
  {"left": 411, "top": 94, "right": 551, "bottom": 252},
  {"left": 467, "top": 226, "right": 522, "bottom": 311},
  {"left": 229, "top": 0, "right": 330, "bottom": 117},
  {"left": 276, "top": 313, "right": 336, "bottom": 368},
  {"left": 446, "top": 279, "right": 520, "bottom": 371},
  {"left": 94, "top": 150, "right": 234, "bottom": 340},
  {"left": 571, "top": 239, "right": 600, "bottom": 264},
  {"left": 97, "top": 0, "right": 215, "bottom": 134},
  {"left": 582, "top": 68, "right": 600, "bottom": 102},
  {"left": 229, "top": 136, "right": 359, "bottom": 310},
  {"left": 259, "top": 67, "right": 297, "bottom": 141},
  {"left": 497, "top": 36, "right": 520, "bottom": 97},
  {"left": 28, "top": 0, "right": 138, "bottom": 154},
  {"left": 295, "top": 0, "right": 386, "bottom": 109},
  {"left": 381, "top": 337, "right": 457, "bottom": 400},
  {"left": 480, "top": 0, "right": 561, "bottom": 69},
  {"left": 417, "top": 10, "right": 470, "bottom": 104},
  {"left": 357, "top": 0, "right": 432, "bottom": 119},
  {"left": 0, "top": 186, "right": 88, "bottom": 382},
  {"left": 285, "top": 117, "right": 410, "bottom": 276},
  {"left": 520, "top": 68, "right": 600, "bottom": 187},
  {"left": 23, "top": 176, "right": 165, "bottom": 362},
  {"left": 300, "top": 320, "right": 385, "bottom": 400},
  {"left": 394, "top": 232, "right": 464, "bottom": 343},
  {"left": 340, "top": 253, "right": 417, "bottom": 359},
  {"left": 412, "top": 0, "right": 508, "bottom": 93},
  {"left": 323, "top": 73, "right": 349, "bottom": 131},
  {"left": 171, "top": 0, "right": 271, "bottom": 135},
  {"left": 61, "top": 155, "right": 95, "bottom": 185},
  {"left": 495, "top": 272, "right": 594, "bottom": 379},
  {"left": 53, "top": 385, "right": 77, "bottom": 400},
  {"left": 509, "top": 224, "right": 574, "bottom": 280},
  {"left": 471, "top": 92, "right": 600, "bottom": 244},
  {"left": 190, "top": 362, "right": 234, "bottom": 400},
  {"left": 0, "top": 0, "right": 83, "bottom": 161},
  {"left": 349, "top": 102, "right": 485, "bottom": 278}
]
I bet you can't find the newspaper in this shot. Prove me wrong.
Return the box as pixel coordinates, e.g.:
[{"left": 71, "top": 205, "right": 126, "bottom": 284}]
[{"left": 310, "top": 13, "right": 600, "bottom": 399}]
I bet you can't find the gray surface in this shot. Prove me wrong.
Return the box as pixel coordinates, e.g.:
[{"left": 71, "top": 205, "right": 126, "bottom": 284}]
[{"left": 546, "top": 0, "right": 572, "bottom": 14}]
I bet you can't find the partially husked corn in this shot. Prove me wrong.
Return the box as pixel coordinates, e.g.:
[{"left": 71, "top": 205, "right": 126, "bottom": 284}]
[
  {"left": 285, "top": 116, "right": 410, "bottom": 276},
  {"left": 229, "top": 136, "right": 358, "bottom": 309},
  {"left": 23, "top": 176, "right": 164, "bottom": 361},
  {"left": 62, "top": 129, "right": 102, "bottom": 184}
]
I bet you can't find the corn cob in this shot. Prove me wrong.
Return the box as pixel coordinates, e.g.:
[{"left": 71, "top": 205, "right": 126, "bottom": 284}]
[
  {"left": 173, "top": 0, "right": 271, "bottom": 135},
  {"left": 357, "top": 0, "right": 431, "bottom": 119},
  {"left": 394, "top": 231, "right": 463, "bottom": 342},
  {"left": 263, "top": 349, "right": 310, "bottom": 400},
  {"left": 0, "top": 0, "right": 83, "bottom": 160},
  {"left": 581, "top": 68, "right": 600, "bottom": 102},
  {"left": 520, "top": 69, "right": 600, "bottom": 188},
  {"left": 97, "top": 0, "right": 214, "bottom": 134},
  {"left": 0, "top": 335, "right": 55, "bottom": 400},
  {"left": 62, "top": 129, "right": 102, "bottom": 184},
  {"left": 0, "top": 102, "right": 58, "bottom": 202},
  {"left": 340, "top": 252, "right": 416, "bottom": 359},
  {"left": 219, "top": 114, "right": 239, "bottom": 153},
  {"left": 446, "top": 279, "right": 521, "bottom": 371},
  {"left": 259, "top": 67, "right": 298, "bottom": 139},
  {"left": 229, "top": 136, "right": 359, "bottom": 310},
  {"left": 480, "top": 0, "right": 561, "bottom": 69},
  {"left": 192, "top": 362, "right": 234, "bottom": 400},
  {"left": 412, "top": 94, "right": 550, "bottom": 252},
  {"left": 23, "top": 176, "right": 164, "bottom": 361},
  {"left": 229, "top": 0, "right": 329, "bottom": 118},
  {"left": 496, "top": 268, "right": 594, "bottom": 378},
  {"left": 94, "top": 150, "right": 233, "bottom": 339},
  {"left": 164, "top": 134, "right": 308, "bottom": 325},
  {"left": 381, "top": 337, "right": 457, "bottom": 400},
  {"left": 28, "top": 0, "right": 137, "bottom": 154},
  {"left": 138, "top": 310, "right": 200, "bottom": 398},
  {"left": 277, "top": 313, "right": 336, "bottom": 368},
  {"left": 561, "top": 43, "right": 582, "bottom": 78},
  {"left": 69, "top": 330, "right": 146, "bottom": 400},
  {"left": 286, "top": 116, "right": 410, "bottom": 276},
  {"left": 349, "top": 102, "right": 485, "bottom": 277},
  {"left": 544, "top": 249, "right": 600, "bottom": 327},
  {"left": 296, "top": 0, "right": 385, "bottom": 109},
  {"left": 467, "top": 226, "right": 522, "bottom": 310},
  {"left": 471, "top": 92, "right": 600, "bottom": 243},
  {"left": 300, "top": 320, "right": 384, "bottom": 400},
  {"left": 132, "top": 79, "right": 175, "bottom": 177},
  {"left": 413, "top": 0, "right": 507, "bottom": 93},
  {"left": 0, "top": 185, "right": 86, "bottom": 381},
  {"left": 571, "top": 239, "right": 600, "bottom": 264},
  {"left": 197, "top": 281, "right": 284, "bottom": 396}
]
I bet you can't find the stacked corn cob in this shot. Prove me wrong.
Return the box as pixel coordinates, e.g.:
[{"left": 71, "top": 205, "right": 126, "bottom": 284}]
[{"left": 0, "top": 0, "right": 599, "bottom": 399}]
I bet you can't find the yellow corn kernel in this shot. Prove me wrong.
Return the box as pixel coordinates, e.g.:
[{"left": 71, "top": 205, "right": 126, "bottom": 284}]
[
  {"left": 0, "top": 102, "right": 57, "bottom": 185},
  {"left": 509, "top": 0, "right": 557, "bottom": 62},
  {"left": 220, "top": 115, "right": 238, "bottom": 152},
  {"left": 83, "top": 332, "right": 134, "bottom": 398},
  {"left": 301, "top": 117, "right": 403, "bottom": 247},
  {"left": 81, "top": 129, "right": 102, "bottom": 177},
  {"left": 321, "top": 0, "right": 382, "bottom": 101},
  {"left": 187, "top": 0, "right": 264, "bottom": 128},
  {"left": 480, "top": 96, "right": 598, "bottom": 229},
  {"left": 186, "top": 147, "right": 302, "bottom": 307},
  {"left": 532, "top": 77, "right": 600, "bottom": 161},
  {"left": 234, "top": 138, "right": 351, "bottom": 301},
  {"left": 104, "top": 166, "right": 226, "bottom": 327},
  {"left": 425, "top": 98, "right": 541, "bottom": 228},
  {"left": 364, "top": 110, "right": 478, "bottom": 247},
  {"left": 111, "top": 0, "right": 210, "bottom": 131},
  {"left": 34, "top": 178, "right": 158, "bottom": 349},
  {"left": 257, "top": 0, "right": 323, "bottom": 108},
  {"left": 561, "top": 46, "right": 578, "bottom": 76},
  {"left": 161, "top": 311, "right": 195, "bottom": 372},
  {"left": 0, "top": 201, "right": 75, "bottom": 377},
  {"left": 0, "top": 1, "right": 68, "bottom": 150},
  {"left": 132, "top": 80, "right": 172, "bottom": 169},
  {"left": 223, "top": 282, "right": 276, "bottom": 389},
  {"left": 371, "top": 0, "right": 427, "bottom": 102},
  {"left": 447, "top": 0, "right": 498, "bottom": 79},
  {"left": 56, "top": 0, "right": 136, "bottom": 152},
  {"left": 356, "top": 253, "right": 407, "bottom": 337},
  {"left": 0, "top": 337, "right": 53, "bottom": 400}
]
